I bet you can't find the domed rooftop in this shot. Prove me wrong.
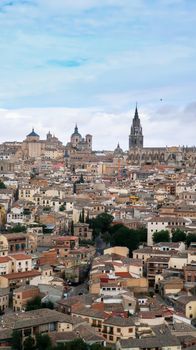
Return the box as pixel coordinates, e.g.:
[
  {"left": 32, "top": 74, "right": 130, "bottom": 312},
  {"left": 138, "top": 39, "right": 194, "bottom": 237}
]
[
  {"left": 71, "top": 124, "right": 82, "bottom": 138},
  {"left": 114, "top": 142, "right": 123, "bottom": 155},
  {"left": 27, "top": 128, "right": 39, "bottom": 138}
]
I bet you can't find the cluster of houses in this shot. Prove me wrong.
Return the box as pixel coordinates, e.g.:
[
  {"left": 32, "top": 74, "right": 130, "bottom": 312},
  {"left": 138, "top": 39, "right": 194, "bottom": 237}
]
[{"left": 0, "top": 125, "right": 195, "bottom": 349}]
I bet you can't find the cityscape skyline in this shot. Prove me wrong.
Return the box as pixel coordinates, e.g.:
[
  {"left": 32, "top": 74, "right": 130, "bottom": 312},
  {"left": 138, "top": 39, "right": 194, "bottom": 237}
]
[
  {"left": 0, "top": 103, "right": 196, "bottom": 150},
  {"left": 0, "top": 0, "right": 196, "bottom": 148}
]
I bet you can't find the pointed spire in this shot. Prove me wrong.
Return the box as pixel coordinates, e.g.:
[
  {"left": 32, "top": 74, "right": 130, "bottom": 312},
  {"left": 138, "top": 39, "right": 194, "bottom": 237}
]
[
  {"left": 74, "top": 123, "right": 78, "bottom": 133},
  {"left": 117, "top": 142, "right": 120, "bottom": 148},
  {"left": 134, "top": 103, "right": 139, "bottom": 119}
]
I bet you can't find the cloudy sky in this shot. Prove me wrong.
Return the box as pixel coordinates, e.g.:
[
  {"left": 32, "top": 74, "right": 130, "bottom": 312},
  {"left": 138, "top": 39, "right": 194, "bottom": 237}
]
[{"left": 0, "top": 0, "right": 196, "bottom": 150}]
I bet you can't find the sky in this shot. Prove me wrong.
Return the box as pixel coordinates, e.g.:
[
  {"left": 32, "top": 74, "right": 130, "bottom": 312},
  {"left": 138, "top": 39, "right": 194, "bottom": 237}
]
[{"left": 0, "top": 0, "right": 196, "bottom": 150}]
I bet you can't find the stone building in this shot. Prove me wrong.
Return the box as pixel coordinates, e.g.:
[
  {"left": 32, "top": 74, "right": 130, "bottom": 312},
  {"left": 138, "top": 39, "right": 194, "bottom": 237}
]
[
  {"left": 68, "top": 124, "right": 92, "bottom": 151},
  {"left": 129, "top": 105, "right": 143, "bottom": 149},
  {"left": 128, "top": 106, "right": 196, "bottom": 166}
]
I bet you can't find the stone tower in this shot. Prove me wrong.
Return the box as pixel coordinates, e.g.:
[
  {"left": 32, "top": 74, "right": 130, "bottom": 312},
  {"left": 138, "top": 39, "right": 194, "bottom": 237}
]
[{"left": 129, "top": 105, "right": 143, "bottom": 149}]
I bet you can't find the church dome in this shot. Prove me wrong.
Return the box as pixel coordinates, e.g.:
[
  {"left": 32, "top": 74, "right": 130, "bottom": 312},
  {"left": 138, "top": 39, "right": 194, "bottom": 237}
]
[
  {"left": 71, "top": 124, "right": 81, "bottom": 138},
  {"left": 27, "top": 128, "right": 39, "bottom": 138},
  {"left": 114, "top": 143, "right": 123, "bottom": 156}
]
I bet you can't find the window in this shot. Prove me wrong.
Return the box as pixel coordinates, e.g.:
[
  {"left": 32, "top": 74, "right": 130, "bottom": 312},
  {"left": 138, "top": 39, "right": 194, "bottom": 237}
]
[
  {"left": 117, "top": 328, "right": 121, "bottom": 333},
  {"left": 129, "top": 328, "right": 133, "bottom": 333}
]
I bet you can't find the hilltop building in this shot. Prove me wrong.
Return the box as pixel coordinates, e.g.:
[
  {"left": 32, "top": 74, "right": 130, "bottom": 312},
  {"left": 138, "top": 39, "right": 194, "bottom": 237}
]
[{"left": 128, "top": 106, "right": 196, "bottom": 166}]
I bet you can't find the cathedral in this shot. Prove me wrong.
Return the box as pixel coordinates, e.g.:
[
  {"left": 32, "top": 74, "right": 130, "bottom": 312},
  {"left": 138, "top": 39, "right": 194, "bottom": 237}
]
[{"left": 128, "top": 106, "right": 196, "bottom": 166}]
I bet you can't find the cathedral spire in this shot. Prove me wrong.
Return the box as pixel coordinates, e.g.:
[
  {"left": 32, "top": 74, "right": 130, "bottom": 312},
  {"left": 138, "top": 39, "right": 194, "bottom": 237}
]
[
  {"left": 129, "top": 105, "right": 143, "bottom": 149},
  {"left": 74, "top": 124, "right": 78, "bottom": 133},
  {"left": 134, "top": 103, "right": 139, "bottom": 119}
]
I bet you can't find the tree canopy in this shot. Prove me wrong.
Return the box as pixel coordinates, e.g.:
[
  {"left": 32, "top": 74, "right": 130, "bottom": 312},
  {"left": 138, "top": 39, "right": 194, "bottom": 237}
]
[
  {"left": 152, "top": 230, "right": 170, "bottom": 243},
  {"left": 10, "top": 224, "right": 27, "bottom": 233},
  {"left": 89, "top": 212, "right": 114, "bottom": 238},
  {"left": 26, "top": 296, "right": 53, "bottom": 311},
  {"left": 36, "top": 333, "right": 52, "bottom": 350},
  {"left": 11, "top": 330, "right": 22, "bottom": 350},
  {"left": 110, "top": 225, "right": 140, "bottom": 255},
  {"left": 0, "top": 180, "right": 6, "bottom": 189},
  {"left": 23, "top": 336, "right": 35, "bottom": 350},
  {"left": 172, "top": 229, "right": 186, "bottom": 242},
  {"left": 186, "top": 233, "right": 196, "bottom": 247}
]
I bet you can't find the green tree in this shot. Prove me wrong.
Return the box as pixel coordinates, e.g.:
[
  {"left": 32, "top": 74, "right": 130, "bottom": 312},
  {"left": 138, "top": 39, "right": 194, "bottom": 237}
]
[
  {"left": 0, "top": 180, "right": 6, "bottom": 189},
  {"left": 73, "top": 182, "right": 77, "bottom": 194},
  {"left": 186, "top": 233, "right": 196, "bottom": 247},
  {"left": 59, "top": 205, "right": 65, "bottom": 212},
  {"left": 79, "top": 174, "right": 84, "bottom": 183},
  {"left": 70, "top": 220, "right": 74, "bottom": 234},
  {"left": 36, "top": 334, "right": 52, "bottom": 350},
  {"left": 23, "top": 336, "right": 35, "bottom": 350},
  {"left": 152, "top": 230, "right": 170, "bottom": 243},
  {"left": 89, "top": 213, "right": 114, "bottom": 238},
  {"left": 79, "top": 212, "right": 82, "bottom": 223},
  {"left": 11, "top": 330, "right": 22, "bottom": 350},
  {"left": 81, "top": 208, "right": 85, "bottom": 223},
  {"left": 85, "top": 211, "right": 90, "bottom": 224},
  {"left": 172, "top": 229, "right": 186, "bottom": 242},
  {"left": 26, "top": 296, "right": 42, "bottom": 311},
  {"left": 137, "top": 227, "right": 147, "bottom": 243},
  {"left": 90, "top": 344, "right": 112, "bottom": 350},
  {"left": 10, "top": 224, "right": 27, "bottom": 233},
  {"left": 111, "top": 226, "right": 140, "bottom": 256},
  {"left": 42, "top": 300, "right": 54, "bottom": 310},
  {"left": 53, "top": 344, "right": 65, "bottom": 350},
  {"left": 64, "top": 339, "right": 87, "bottom": 350}
]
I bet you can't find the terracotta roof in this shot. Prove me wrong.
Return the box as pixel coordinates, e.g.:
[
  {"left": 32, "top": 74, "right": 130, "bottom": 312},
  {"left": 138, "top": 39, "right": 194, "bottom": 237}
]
[
  {"left": 10, "top": 254, "right": 32, "bottom": 260},
  {"left": 0, "top": 256, "right": 11, "bottom": 263},
  {"left": 4, "top": 270, "right": 41, "bottom": 280},
  {"left": 116, "top": 272, "right": 132, "bottom": 278}
]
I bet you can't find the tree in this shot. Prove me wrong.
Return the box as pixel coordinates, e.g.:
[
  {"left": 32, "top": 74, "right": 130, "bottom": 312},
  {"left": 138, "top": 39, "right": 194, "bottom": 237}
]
[
  {"left": 89, "top": 213, "right": 114, "bottom": 238},
  {"left": 26, "top": 296, "right": 54, "bottom": 311},
  {"left": 111, "top": 226, "right": 140, "bottom": 256},
  {"left": 63, "top": 339, "right": 87, "bottom": 350},
  {"left": 172, "top": 229, "right": 186, "bottom": 242},
  {"left": 10, "top": 224, "right": 26, "bottom": 233},
  {"left": 0, "top": 180, "right": 6, "bottom": 189},
  {"left": 59, "top": 204, "right": 65, "bottom": 212},
  {"left": 137, "top": 227, "right": 147, "bottom": 243},
  {"left": 79, "top": 212, "right": 82, "bottom": 223},
  {"left": 186, "top": 233, "right": 196, "bottom": 247},
  {"left": 36, "top": 334, "right": 52, "bottom": 350},
  {"left": 79, "top": 174, "right": 84, "bottom": 183},
  {"left": 42, "top": 300, "right": 54, "bottom": 310},
  {"left": 11, "top": 330, "right": 22, "bottom": 350},
  {"left": 26, "top": 296, "right": 42, "bottom": 311},
  {"left": 23, "top": 336, "right": 35, "bottom": 350},
  {"left": 70, "top": 220, "right": 74, "bottom": 234},
  {"left": 90, "top": 344, "right": 112, "bottom": 350},
  {"left": 152, "top": 230, "right": 170, "bottom": 243},
  {"left": 85, "top": 211, "right": 90, "bottom": 224},
  {"left": 73, "top": 182, "right": 77, "bottom": 194},
  {"left": 53, "top": 344, "right": 65, "bottom": 350},
  {"left": 81, "top": 208, "right": 85, "bottom": 223}
]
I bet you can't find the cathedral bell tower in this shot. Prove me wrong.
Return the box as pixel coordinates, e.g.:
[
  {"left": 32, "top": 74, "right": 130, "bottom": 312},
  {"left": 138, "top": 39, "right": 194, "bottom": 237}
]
[{"left": 129, "top": 105, "right": 143, "bottom": 149}]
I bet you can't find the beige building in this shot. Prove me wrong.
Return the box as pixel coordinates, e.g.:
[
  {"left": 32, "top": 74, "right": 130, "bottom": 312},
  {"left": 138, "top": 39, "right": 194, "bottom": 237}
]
[
  {"left": 104, "top": 246, "right": 129, "bottom": 257},
  {"left": 13, "top": 285, "right": 40, "bottom": 311},
  {"left": 10, "top": 254, "right": 32, "bottom": 273},
  {"left": 0, "top": 288, "right": 9, "bottom": 312}
]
